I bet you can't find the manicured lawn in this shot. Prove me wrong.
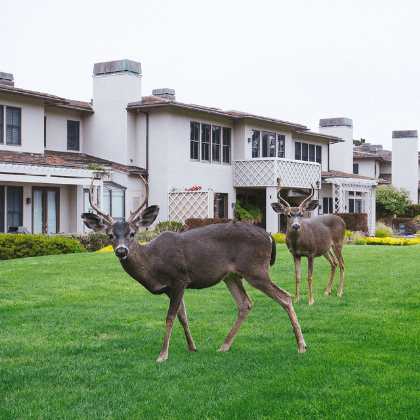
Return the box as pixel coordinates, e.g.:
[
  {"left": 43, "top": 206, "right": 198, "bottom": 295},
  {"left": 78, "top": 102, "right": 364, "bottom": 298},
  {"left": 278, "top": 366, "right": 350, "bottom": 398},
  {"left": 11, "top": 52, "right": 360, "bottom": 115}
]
[{"left": 1, "top": 244, "right": 419, "bottom": 419}]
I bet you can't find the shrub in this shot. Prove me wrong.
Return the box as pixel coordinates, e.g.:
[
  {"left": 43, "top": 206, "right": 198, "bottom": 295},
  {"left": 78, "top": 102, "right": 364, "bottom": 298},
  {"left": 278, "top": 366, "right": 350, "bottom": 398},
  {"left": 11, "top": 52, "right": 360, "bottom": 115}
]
[
  {"left": 0, "top": 234, "right": 87, "bottom": 260},
  {"left": 376, "top": 185, "right": 412, "bottom": 216},
  {"left": 234, "top": 200, "right": 263, "bottom": 223},
  {"left": 336, "top": 213, "right": 369, "bottom": 236},
  {"left": 403, "top": 204, "right": 420, "bottom": 218},
  {"left": 404, "top": 220, "right": 419, "bottom": 235},
  {"left": 184, "top": 218, "right": 232, "bottom": 230},
  {"left": 272, "top": 232, "right": 286, "bottom": 244},
  {"left": 375, "top": 222, "right": 393, "bottom": 238},
  {"left": 50, "top": 232, "right": 109, "bottom": 252},
  {"left": 155, "top": 220, "right": 184, "bottom": 233}
]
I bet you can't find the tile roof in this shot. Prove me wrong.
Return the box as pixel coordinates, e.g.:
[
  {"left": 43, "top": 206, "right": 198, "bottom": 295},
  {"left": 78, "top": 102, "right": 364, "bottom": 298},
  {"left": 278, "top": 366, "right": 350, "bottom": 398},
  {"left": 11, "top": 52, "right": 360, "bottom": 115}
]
[
  {"left": 0, "top": 150, "right": 146, "bottom": 175},
  {"left": 322, "top": 170, "right": 388, "bottom": 183},
  {"left": 353, "top": 148, "right": 392, "bottom": 162}
]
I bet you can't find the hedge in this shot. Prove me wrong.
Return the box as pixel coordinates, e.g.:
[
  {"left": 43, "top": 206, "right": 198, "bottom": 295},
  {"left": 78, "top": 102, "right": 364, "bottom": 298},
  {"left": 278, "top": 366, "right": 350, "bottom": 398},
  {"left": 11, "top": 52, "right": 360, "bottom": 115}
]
[
  {"left": 335, "top": 213, "right": 369, "bottom": 236},
  {"left": 0, "top": 234, "right": 88, "bottom": 260}
]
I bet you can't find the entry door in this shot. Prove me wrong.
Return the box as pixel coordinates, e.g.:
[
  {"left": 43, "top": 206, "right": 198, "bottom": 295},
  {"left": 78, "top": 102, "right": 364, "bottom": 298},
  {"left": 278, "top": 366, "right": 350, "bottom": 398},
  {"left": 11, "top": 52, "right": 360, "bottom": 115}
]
[{"left": 33, "top": 188, "right": 59, "bottom": 234}]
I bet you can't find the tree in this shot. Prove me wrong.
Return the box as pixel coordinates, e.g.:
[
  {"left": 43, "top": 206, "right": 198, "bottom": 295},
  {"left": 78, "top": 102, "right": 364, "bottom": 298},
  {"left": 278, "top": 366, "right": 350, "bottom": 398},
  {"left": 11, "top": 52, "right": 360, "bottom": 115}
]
[{"left": 376, "top": 185, "right": 412, "bottom": 216}]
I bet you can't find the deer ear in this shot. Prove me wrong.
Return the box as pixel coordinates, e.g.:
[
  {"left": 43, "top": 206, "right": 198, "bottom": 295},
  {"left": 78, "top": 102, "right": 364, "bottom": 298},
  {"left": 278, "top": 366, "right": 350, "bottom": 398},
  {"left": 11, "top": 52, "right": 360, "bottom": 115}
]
[
  {"left": 302, "top": 200, "right": 319, "bottom": 212},
  {"left": 271, "top": 202, "right": 289, "bottom": 214},
  {"left": 81, "top": 213, "right": 112, "bottom": 232},
  {"left": 133, "top": 205, "right": 160, "bottom": 229}
]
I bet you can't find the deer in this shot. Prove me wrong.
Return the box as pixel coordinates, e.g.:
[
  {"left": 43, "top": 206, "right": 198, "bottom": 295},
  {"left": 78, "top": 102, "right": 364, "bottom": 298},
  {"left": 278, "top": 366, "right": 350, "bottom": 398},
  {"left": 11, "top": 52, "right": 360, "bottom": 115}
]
[
  {"left": 271, "top": 180, "right": 345, "bottom": 305},
  {"left": 81, "top": 174, "right": 307, "bottom": 362}
]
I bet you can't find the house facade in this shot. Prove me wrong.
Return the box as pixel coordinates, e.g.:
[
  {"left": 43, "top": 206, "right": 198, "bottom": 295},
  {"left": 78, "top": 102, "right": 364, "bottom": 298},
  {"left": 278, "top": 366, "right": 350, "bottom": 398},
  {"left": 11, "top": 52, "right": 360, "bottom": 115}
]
[{"left": 0, "top": 60, "right": 379, "bottom": 236}]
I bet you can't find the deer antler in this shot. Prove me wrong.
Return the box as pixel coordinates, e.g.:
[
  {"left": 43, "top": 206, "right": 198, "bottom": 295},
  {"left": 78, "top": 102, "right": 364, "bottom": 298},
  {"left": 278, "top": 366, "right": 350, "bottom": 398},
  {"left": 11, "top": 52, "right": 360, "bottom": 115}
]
[
  {"left": 276, "top": 178, "right": 291, "bottom": 209},
  {"left": 127, "top": 174, "right": 149, "bottom": 223},
  {"left": 88, "top": 173, "right": 115, "bottom": 225},
  {"left": 299, "top": 184, "right": 315, "bottom": 210}
]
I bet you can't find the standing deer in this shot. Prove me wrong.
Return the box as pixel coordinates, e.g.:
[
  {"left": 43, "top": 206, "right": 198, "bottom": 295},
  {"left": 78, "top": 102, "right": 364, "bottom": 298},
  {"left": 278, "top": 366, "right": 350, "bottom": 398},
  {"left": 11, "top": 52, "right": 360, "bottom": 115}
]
[
  {"left": 271, "top": 181, "right": 345, "bottom": 305},
  {"left": 81, "top": 175, "right": 307, "bottom": 362}
]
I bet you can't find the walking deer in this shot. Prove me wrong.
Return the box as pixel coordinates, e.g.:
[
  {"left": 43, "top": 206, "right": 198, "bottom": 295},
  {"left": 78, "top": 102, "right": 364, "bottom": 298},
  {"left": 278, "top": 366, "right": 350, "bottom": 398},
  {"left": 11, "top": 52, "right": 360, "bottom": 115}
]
[
  {"left": 271, "top": 181, "right": 345, "bottom": 305},
  {"left": 81, "top": 175, "right": 307, "bottom": 362}
]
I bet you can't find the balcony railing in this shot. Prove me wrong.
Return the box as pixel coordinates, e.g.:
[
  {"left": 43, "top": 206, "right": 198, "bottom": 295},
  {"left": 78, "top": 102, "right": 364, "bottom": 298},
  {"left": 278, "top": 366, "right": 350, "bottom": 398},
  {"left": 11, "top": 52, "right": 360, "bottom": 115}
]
[{"left": 234, "top": 158, "right": 321, "bottom": 188}]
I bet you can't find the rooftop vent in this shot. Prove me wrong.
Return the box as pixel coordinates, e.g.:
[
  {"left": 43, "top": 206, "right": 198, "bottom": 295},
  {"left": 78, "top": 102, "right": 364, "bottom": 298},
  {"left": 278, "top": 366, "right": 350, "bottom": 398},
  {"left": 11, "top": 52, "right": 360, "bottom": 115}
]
[
  {"left": 319, "top": 117, "right": 353, "bottom": 128},
  {"left": 0, "top": 72, "right": 14, "bottom": 87},
  {"left": 152, "top": 88, "right": 175, "bottom": 101},
  {"left": 392, "top": 130, "right": 418, "bottom": 138},
  {"left": 93, "top": 59, "right": 141, "bottom": 76}
]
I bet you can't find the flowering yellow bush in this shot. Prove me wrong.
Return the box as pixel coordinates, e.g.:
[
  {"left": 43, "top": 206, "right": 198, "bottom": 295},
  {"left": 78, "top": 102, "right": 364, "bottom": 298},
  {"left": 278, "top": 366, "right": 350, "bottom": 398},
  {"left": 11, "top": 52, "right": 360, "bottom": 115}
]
[
  {"left": 272, "top": 233, "right": 286, "bottom": 244},
  {"left": 97, "top": 243, "right": 147, "bottom": 252}
]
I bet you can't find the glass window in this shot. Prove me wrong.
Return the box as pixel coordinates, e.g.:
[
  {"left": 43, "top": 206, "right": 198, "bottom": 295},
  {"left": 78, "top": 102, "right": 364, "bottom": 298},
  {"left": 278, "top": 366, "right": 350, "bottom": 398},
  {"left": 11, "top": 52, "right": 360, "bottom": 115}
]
[
  {"left": 252, "top": 130, "right": 260, "bottom": 158},
  {"left": 309, "top": 144, "right": 315, "bottom": 162},
  {"left": 212, "top": 126, "right": 221, "bottom": 162},
  {"left": 323, "top": 197, "right": 333, "bottom": 214},
  {"left": 67, "top": 120, "right": 80, "bottom": 150},
  {"left": 278, "top": 135, "right": 285, "bottom": 158},
  {"left": 0, "top": 105, "right": 3, "bottom": 144},
  {"left": 190, "top": 122, "right": 199, "bottom": 160},
  {"left": 268, "top": 133, "right": 275, "bottom": 157},
  {"left": 222, "top": 128, "right": 231, "bottom": 163},
  {"left": 7, "top": 186, "right": 23, "bottom": 230},
  {"left": 316, "top": 145, "right": 322, "bottom": 164},
  {"left": 201, "top": 124, "right": 210, "bottom": 161},
  {"left": 6, "top": 107, "right": 21, "bottom": 145},
  {"left": 302, "top": 143, "right": 308, "bottom": 161},
  {"left": 44, "top": 116, "right": 47, "bottom": 148},
  {"left": 104, "top": 183, "right": 125, "bottom": 222},
  {"left": 353, "top": 163, "right": 359, "bottom": 174},
  {"left": 262, "top": 132, "right": 268, "bottom": 157},
  {"left": 0, "top": 186, "right": 4, "bottom": 232},
  {"left": 295, "top": 142, "right": 301, "bottom": 160}
]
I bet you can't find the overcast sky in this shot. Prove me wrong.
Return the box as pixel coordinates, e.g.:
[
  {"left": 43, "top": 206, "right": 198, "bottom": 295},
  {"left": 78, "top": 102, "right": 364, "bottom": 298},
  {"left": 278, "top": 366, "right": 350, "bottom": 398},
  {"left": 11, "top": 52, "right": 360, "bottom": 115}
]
[{"left": 1, "top": 0, "right": 420, "bottom": 151}]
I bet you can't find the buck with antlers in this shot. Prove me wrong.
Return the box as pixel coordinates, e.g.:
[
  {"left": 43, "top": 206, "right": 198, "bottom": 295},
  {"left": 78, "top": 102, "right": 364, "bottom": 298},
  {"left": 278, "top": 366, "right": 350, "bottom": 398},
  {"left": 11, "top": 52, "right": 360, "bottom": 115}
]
[
  {"left": 81, "top": 174, "right": 307, "bottom": 361},
  {"left": 271, "top": 181, "right": 345, "bottom": 305}
]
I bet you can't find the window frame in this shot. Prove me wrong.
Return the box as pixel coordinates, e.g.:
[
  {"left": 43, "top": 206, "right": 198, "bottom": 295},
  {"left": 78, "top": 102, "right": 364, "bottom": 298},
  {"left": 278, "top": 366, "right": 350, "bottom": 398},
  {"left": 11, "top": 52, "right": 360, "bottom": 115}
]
[
  {"left": 295, "top": 141, "right": 322, "bottom": 165},
  {"left": 0, "top": 105, "right": 3, "bottom": 144},
  {"left": 67, "top": 120, "right": 80, "bottom": 151},
  {"left": 222, "top": 127, "right": 231, "bottom": 164},
  {"left": 5, "top": 106, "right": 22, "bottom": 145},
  {"left": 212, "top": 126, "right": 221, "bottom": 163},
  {"left": 190, "top": 121, "right": 200, "bottom": 160},
  {"left": 201, "top": 124, "right": 211, "bottom": 162}
]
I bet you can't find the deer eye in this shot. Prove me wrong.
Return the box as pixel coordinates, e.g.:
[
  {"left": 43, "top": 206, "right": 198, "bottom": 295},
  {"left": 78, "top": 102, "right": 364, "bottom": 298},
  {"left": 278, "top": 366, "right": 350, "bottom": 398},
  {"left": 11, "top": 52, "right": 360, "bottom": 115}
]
[
  {"left": 287, "top": 214, "right": 292, "bottom": 218},
  {"left": 108, "top": 233, "right": 114, "bottom": 240},
  {"left": 130, "top": 232, "right": 136, "bottom": 238}
]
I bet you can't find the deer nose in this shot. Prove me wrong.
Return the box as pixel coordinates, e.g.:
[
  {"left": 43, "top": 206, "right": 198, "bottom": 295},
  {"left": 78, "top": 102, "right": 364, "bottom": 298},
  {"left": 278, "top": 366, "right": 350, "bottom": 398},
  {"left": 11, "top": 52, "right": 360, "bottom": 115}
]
[
  {"left": 292, "top": 224, "right": 300, "bottom": 231},
  {"left": 115, "top": 247, "right": 128, "bottom": 259}
]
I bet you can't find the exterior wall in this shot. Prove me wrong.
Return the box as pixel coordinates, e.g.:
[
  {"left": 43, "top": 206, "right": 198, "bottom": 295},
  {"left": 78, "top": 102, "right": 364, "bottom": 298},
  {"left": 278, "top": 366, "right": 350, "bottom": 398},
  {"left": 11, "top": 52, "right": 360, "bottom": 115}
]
[
  {"left": 0, "top": 93, "right": 44, "bottom": 154},
  {"left": 83, "top": 72, "right": 142, "bottom": 165},
  {"left": 44, "top": 107, "right": 84, "bottom": 152},
  {"left": 354, "top": 158, "right": 376, "bottom": 178},
  {"left": 392, "top": 136, "right": 419, "bottom": 204},
  {"left": 320, "top": 124, "right": 353, "bottom": 173},
  {"left": 292, "top": 133, "right": 330, "bottom": 172}
]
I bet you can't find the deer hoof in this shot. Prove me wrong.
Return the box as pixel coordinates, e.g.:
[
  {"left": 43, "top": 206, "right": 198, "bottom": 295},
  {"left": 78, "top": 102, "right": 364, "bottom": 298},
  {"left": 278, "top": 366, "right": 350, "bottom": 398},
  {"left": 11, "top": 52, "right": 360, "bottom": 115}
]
[
  {"left": 324, "top": 291, "right": 331, "bottom": 296},
  {"left": 298, "top": 343, "right": 307, "bottom": 353},
  {"left": 156, "top": 354, "right": 168, "bottom": 362},
  {"left": 309, "top": 300, "right": 315, "bottom": 305},
  {"left": 337, "top": 292, "right": 343, "bottom": 297},
  {"left": 188, "top": 348, "right": 197, "bottom": 354}
]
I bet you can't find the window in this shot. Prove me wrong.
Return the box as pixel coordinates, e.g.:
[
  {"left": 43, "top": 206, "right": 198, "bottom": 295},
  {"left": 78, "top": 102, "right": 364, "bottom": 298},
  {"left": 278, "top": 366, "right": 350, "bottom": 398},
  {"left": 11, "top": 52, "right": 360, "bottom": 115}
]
[
  {"left": 33, "top": 187, "right": 59, "bottom": 234},
  {"left": 222, "top": 128, "right": 231, "bottom": 163},
  {"left": 214, "top": 193, "right": 228, "bottom": 218},
  {"left": 212, "top": 126, "right": 221, "bottom": 162},
  {"left": 252, "top": 130, "right": 260, "bottom": 158},
  {"left": 6, "top": 107, "right": 21, "bottom": 145},
  {"left": 0, "top": 106, "right": 3, "bottom": 144},
  {"left": 323, "top": 197, "right": 333, "bottom": 214},
  {"left": 0, "top": 186, "right": 4, "bottom": 232},
  {"left": 262, "top": 132, "right": 275, "bottom": 157},
  {"left": 7, "top": 186, "right": 23, "bottom": 230},
  {"left": 295, "top": 142, "right": 322, "bottom": 164},
  {"left": 67, "top": 120, "right": 80, "bottom": 150},
  {"left": 201, "top": 124, "right": 210, "bottom": 162},
  {"left": 349, "top": 191, "right": 362, "bottom": 213},
  {"left": 353, "top": 163, "right": 359, "bottom": 174},
  {"left": 103, "top": 183, "right": 126, "bottom": 222},
  {"left": 190, "top": 122, "right": 200, "bottom": 160},
  {"left": 278, "top": 135, "right": 285, "bottom": 158},
  {"left": 44, "top": 116, "right": 47, "bottom": 148}
]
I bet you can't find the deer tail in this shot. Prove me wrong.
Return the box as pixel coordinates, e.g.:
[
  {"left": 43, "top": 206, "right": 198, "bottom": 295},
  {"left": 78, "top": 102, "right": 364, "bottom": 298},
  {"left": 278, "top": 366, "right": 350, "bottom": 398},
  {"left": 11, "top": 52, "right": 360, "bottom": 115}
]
[{"left": 270, "top": 235, "right": 277, "bottom": 266}]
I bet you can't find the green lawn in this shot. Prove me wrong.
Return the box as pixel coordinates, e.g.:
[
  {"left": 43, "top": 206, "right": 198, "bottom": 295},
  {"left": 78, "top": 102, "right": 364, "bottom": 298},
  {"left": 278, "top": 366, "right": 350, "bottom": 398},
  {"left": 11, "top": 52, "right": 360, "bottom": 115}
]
[{"left": 1, "top": 244, "right": 419, "bottom": 419}]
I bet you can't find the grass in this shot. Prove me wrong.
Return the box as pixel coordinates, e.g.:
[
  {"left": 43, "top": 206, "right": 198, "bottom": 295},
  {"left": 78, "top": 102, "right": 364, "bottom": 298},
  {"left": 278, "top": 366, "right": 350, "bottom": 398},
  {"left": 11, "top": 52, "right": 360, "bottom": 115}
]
[{"left": 1, "top": 244, "right": 420, "bottom": 419}]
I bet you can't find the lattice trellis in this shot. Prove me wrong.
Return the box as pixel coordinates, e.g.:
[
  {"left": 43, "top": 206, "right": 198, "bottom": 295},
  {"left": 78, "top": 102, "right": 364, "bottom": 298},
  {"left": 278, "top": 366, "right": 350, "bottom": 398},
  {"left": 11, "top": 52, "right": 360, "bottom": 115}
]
[
  {"left": 168, "top": 191, "right": 213, "bottom": 222},
  {"left": 234, "top": 158, "right": 321, "bottom": 188}
]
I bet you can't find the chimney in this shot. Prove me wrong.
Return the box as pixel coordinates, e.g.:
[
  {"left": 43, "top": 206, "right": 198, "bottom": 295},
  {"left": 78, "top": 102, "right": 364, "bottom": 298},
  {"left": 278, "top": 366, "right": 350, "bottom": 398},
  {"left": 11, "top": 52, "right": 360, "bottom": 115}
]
[
  {"left": 392, "top": 130, "right": 419, "bottom": 204},
  {"left": 319, "top": 117, "right": 354, "bottom": 174},
  {"left": 152, "top": 88, "right": 176, "bottom": 101},
  {"left": 0, "top": 72, "right": 14, "bottom": 87}
]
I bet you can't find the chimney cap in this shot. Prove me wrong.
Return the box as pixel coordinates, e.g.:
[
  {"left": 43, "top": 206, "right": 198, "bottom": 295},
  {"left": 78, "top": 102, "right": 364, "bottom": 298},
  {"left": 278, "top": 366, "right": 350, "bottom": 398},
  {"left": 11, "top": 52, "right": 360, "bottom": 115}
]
[
  {"left": 392, "top": 130, "right": 418, "bottom": 138},
  {"left": 319, "top": 117, "right": 353, "bottom": 128},
  {"left": 0, "top": 72, "right": 14, "bottom": 87},
  {"left": 93, "top": 59, "right": 141, "bottom": 76},
  {"left": 152, "top": 88, "right": 175, "bottom": 100}
]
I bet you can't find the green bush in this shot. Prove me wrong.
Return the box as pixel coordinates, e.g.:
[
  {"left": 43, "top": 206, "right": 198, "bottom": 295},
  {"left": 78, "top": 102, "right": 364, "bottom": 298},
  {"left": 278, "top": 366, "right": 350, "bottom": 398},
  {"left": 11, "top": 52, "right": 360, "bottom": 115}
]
[
  {"left": 0, "top": 234, "right": 87, "bottom": 260},
  {"left": 272, "top": 232, "right": 286, "bottom": 244},
  {"left": 155, "top": 220, "right": 184, "bottom": 233},
  {"left": 375, "top": 222, "right": 393, "bottom": 238},
  {"left": 50, "top": 232, "right": 109, "bottom": 252}
]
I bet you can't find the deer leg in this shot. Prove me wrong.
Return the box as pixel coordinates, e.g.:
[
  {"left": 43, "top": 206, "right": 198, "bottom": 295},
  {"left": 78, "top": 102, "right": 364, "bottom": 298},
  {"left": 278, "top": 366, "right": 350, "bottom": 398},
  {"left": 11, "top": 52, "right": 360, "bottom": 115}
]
[
  {"left": 323, "top": 250, "right": 338, "bottom": 296},
  {"left": 218, "top": 273, "right": 254, "bottom": 352},
  {"left": 293, "top": 256, "right": 301, "bottom": 303},
  {"left": 177, "top": 299, "right": 196, "bottom": 354},
  {"left": 245, "top": 274, "right": 307, "bottom": 353},
  {"left": 307, "top": 257, "right": 315, "bottom": 305},
  {"left": 157, "top": 287, "right": 186, "bottom": 362},
  {"left": 332, "top": 246, "right": 345, "bottom": 297}
]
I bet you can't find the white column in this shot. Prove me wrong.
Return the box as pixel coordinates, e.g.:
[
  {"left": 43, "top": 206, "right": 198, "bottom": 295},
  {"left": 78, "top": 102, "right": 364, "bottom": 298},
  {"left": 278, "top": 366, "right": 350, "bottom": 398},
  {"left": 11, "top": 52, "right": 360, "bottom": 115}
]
[{"left": 266, "top": 186, "right": 278, "bottom": 233}]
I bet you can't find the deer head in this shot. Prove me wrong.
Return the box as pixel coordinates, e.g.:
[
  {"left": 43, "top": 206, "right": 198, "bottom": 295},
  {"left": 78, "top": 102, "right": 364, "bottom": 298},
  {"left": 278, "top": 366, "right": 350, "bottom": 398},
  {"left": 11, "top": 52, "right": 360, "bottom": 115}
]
[
  {"left": 81, "top": 174, "right": 159, "bottom": 259},
  {"left": 271, "top": 181, "right": 318, "bottom": 231}
]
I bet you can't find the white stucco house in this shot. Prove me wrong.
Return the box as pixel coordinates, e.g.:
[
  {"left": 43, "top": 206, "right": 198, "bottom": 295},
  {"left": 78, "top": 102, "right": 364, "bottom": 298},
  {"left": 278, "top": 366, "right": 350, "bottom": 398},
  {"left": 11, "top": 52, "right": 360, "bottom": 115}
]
[{"left": 0, "top": 59, "right": 380, "bottom": 236}]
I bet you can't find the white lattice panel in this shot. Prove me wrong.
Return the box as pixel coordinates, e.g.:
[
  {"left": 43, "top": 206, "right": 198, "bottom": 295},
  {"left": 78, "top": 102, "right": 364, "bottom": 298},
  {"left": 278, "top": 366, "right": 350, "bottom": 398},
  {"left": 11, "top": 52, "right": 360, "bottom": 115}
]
[
  {"left": 168, "top": 191, "right": 211, "bottom": 222},
  {"left": 234, "top": 158, "right": 321, "bottom": 188}
]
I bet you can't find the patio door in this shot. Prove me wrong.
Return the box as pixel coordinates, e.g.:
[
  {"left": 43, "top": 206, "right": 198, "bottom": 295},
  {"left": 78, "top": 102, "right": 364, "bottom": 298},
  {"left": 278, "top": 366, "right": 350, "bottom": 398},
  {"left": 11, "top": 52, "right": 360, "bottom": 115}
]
[{"left": 33, "top": 187, "right": 59, "bottom": 234}]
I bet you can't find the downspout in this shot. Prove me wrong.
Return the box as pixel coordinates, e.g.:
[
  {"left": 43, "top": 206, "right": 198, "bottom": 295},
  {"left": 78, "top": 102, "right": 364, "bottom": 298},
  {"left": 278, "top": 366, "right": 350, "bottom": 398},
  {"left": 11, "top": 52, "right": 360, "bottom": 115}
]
[{"left": 138, "top": 110, "right": 149, "bottom": 207}]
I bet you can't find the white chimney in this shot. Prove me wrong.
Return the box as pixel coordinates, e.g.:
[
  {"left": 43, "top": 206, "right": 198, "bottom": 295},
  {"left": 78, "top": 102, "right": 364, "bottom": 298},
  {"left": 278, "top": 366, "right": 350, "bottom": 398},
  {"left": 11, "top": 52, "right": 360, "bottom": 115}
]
[{"left": 392, "top": 130, "right": 418, "bottom": 204}]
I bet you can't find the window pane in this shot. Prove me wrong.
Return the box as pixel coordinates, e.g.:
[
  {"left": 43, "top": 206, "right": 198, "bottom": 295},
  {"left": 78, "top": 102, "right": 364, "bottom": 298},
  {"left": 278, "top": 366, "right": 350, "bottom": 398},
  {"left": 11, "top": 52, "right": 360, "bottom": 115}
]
[
  {"left": 295, "top": 142, "right": 301, "bottom": 160},
  {"left": 6, "top": 107, "right": 21, "bottom": 145},
  {"left": 103, "top": 190, "right": 111, "bottom": 215},
  {"left": 67, "top": 120, "right": 80, "bottom": 150},
  {"left": 212, "top": 126, "right": 220, "bottom": 162},
  {"left": 252, "top": 130, "right": 260, "bottom": 158},
  {"left": 33, "top": 189, "right": 44, "bottom": 234},
  {"left": 277, "top": 135, "right": 285, "bottom": 158},
  {"left": 269, "top": 134, "right": 275, "bottom": 157},
  {"left": 222, "top": 128, "right": 230, "bottom": 163},
  {"left": 353, "top": 163, "right": 359, "bottom": 174},
  {"left": 0, "top": 105, "right": 3, "bottom": 144},
  {"left": 302, "top": 143, "right": 308, "bottom": 161},
  {"left": 201, "top": 124, "right": 210, "bottom": 161},
  {"left": 323, "top": 197, "right": 328, "bottom": 214},
  {"left": 47, "top": 190, "right": 57, "bottom": 234},
  {"left": 262, "top": 133, "right": 268, "bottom": 157},
  {"left": 0, "top": 186, "right": 4, "bottom": 232},
  {"left": 190, "top": 122, "right": 199, "bottom": 159},
  {"left": 309, "top": 144, "right": 315, "bottom": 162},
  {"left": 349, "top": 199, "right": 354, "bottom": 213},
  {"left": 111, "top": 189, "right": 124, "bottom": 218},
  {"left": 316, "top": 145, "right": 322, "bottom": 164},
  {"left": 7, "top": 186, "right": 23, "bottom": 229}
]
